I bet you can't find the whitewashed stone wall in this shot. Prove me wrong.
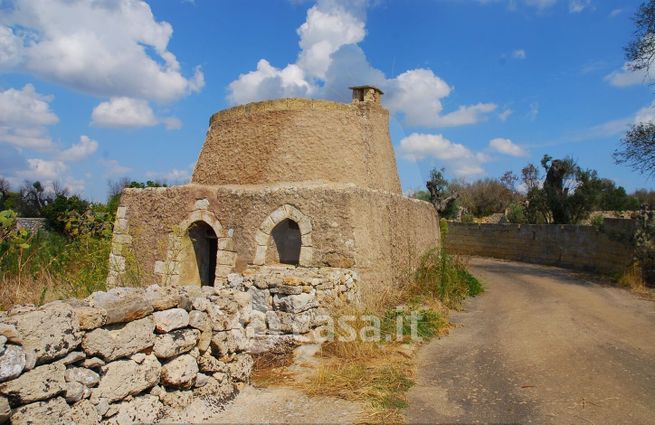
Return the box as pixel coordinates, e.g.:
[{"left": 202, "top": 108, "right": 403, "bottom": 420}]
[{"left": 0, "top": 266, "right": 358, "bottom": 424}]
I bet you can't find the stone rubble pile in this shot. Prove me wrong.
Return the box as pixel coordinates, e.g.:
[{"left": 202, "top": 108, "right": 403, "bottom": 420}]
[{"left": 0, "top": 266, "right": 358, "bottom": 424}]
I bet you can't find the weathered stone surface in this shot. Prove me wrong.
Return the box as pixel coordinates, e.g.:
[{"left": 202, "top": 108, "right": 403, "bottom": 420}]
[
  {"left": 273, "top": 292, "right": 317, "bottom": 313},
  {"left": 191, "top": 297, "right": 210, "bottom": 313},
  {"left": 144, "top": 285, "right": 180, "bottom": 311},
  {"left": 227, "top": 353, "right": 253, "bottom": 382},
  {"left": 210, "top": 332, "right": 237, "bottom": 357},
  {"left": 59, "top": 350, "right": 85, "bottom": 365},
  {"left": 197, "top": 352, "right": 226, "bottom": 373},
  {"left": 0, "top": 345, "right": 25, "bottom": 383},
  {"left": 266, "top": 310, "right": 312, "bottom": 334},
  {"left": 11, "top": 397, "right": 72, "bottom": 425},
  {"left": 22, "top": 349, "right": 36, "bottom": 371},
  {"left": 270, "top": 284, "right": 303, "bottom": 296},
  {"left": 195, "top": 372, "right": 210, "bottom": 388},
  {"left": 249, "top": 287, "right": 272, "bottom": 312},
  {"left": 73, "top": 306, "right": 107, "bottom": 330},
  {"left": 89, "top": 289, "right": 153, "bottom": 325},
  {"left": 153, "top": 308, "right": 189, "bottom": 333},
  {"left": 82, "top": 316, "right": 155, "bottom": 361},
  {"left": 0, "top": 396, "right": 9, "bottom": 424},
  {"left": 64, "top": 381, "right": 85, "bottom": 403},
  {"left": 206, "top": 304, "right": 238, "bottom": 332},
  {"left": 4, "top": 304, "right": 82, "bottom": 363},
  {"left": 94, "top": 355, "right": 160, "bottom": 403},
  {"left": 197, "top": 328, "right": 212, "bottom": 354},
  {"left": 0, "top": 324, "right": 21, "bottom": 345},
  {"left": 71, "top": 399, "right": 100, "bottom": 425},
  {"left": 104, "top": 395, "right": 163, "bottom": 425},
  {"left": 65, "top": 367, "right": 100, "bottom": 387},
  {"left": 161, "top": 354, "right": 198, "bottom": 389},
  {"left": 158, "top": 389, "right": 193, "bottom": 409},
  {"left": 153, "top": 329, "right": 199, "bottom": 359},
  {"left": 82, "top": 357, "right": 105, "bottom": 369},
  {"left": 188, "top": 310, "right": 210, "bottom": 330},
  {"left": 192, "top": 376, "right": 234, "bottom": 400},
  {"left": 0, "top": 363, "right": 65, "bottom": 405},
  {"left": 131, "top": 352, "right": 146, "bottom": 364}
]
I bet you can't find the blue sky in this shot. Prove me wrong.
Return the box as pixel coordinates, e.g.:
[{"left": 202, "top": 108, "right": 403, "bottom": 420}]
[{"left": 0, "top": 0, "right": 653, "bottom": 201}]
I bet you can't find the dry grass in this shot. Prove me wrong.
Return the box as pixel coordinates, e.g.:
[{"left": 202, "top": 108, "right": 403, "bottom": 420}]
[
  {"left": 250, "top": 349, "right": 297, "bottom": 388},
  {"left": 618, "top": 263, "right": 654, "bottom": 299},
  {"left": 250, "top": 248, "right": 475, "bottom": 423},
  {"left": 0, "top": 270, "right": 60, "bottom": 309},
  {"left": 300, "top": 345, "right": 416, "bottom": 423}
]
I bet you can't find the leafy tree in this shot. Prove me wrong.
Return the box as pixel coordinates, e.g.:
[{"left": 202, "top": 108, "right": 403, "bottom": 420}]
[
  {"left": 500, "top": 170, "right": 519, "bottom": 192},
  {"left": 521, "top": 163, "right": 541, "bottom": 192},
  {"left": 633, "top": 188, "right": 655, "bottom": 206},
  {"left": 426, "top": 168, "right": 459, "bottom": 218},
  {"left": 454, "top": 178, "right": 514, "bottom": 217},
  {"left": 615, "top": 1, "right": 655, "bottom": 175},
  {"left": 41, "top": 193, "right": 90, "bottom": 235}
]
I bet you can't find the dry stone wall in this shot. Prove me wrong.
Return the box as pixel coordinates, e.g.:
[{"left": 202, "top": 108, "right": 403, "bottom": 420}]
[
  {"left": 446, "top": 220, "right": 635, "bottom": 275},
  {"left": 0, "top": 266, "right": 357, "bottom": 424}
]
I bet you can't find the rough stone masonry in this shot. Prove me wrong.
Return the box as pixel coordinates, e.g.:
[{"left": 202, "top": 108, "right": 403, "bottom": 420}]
[
  {"left": 0, "top": 266, "right": 358, "bottom": 424},
  {"left": 107, "top": 86, "right": 440, "bottom": 294}
]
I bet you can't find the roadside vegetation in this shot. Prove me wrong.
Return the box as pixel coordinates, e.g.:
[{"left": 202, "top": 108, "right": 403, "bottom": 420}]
[
  {"left": 253, "top": 220, "right": 483, "bottom": 423},
  {"left": 412, "top": 155, "right": 651, "bottom": 225},
  {"left": 0, "top": 177, "right": 164, "bottom": 309}
]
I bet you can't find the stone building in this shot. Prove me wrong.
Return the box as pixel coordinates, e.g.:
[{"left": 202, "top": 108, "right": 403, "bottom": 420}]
[{"left": 107, "top": 86, "right": 439, "bottom": 292}]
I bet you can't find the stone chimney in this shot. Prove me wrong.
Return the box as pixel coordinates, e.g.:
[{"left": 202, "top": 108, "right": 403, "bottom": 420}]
[{"left": 350, "top": 85, "right": 383, "bottom": 105}]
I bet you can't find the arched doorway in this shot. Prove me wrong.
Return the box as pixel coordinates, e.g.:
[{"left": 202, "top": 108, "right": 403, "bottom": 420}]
[
  {"left": 179, "top": 221, "right": 218, "bottom": 286},
  {"left": 270, "top": 219, "right": 301, "bottom": 265}
]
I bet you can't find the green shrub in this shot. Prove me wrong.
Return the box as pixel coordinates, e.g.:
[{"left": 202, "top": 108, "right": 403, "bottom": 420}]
[
  {"left": 591, "top": 214, "right": 604, "bottom": 228},
  {"left": 506, "top": 202, "right": 526, "bottom": 224},
  {"left": 461, "top": 213, "right": 475, "bottom": 223},
  {"left": 414, "top": 247, "right": 483, "bottom": 309}
]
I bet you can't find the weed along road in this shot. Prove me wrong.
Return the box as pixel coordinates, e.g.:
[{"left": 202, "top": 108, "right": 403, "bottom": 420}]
[{"left": 407, "top": 257, "right": 655, "bottom": 424}]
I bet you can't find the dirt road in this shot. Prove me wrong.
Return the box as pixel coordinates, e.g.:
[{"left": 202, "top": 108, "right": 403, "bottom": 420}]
[{"left": 407, "top": 257, "right": 655, "bottom": 424}]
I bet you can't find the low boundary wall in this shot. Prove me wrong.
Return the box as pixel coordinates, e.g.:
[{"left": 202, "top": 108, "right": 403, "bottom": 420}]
[
  {"left": 0, "top": 266, "right": 357, "bottom": 424},
  {"left": 445, "top": 219, "right": 635, "bottom": 275}
]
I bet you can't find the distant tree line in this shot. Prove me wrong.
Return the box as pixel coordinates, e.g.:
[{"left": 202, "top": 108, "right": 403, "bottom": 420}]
[
  {"left": 0, "top": 177, "right": 167, "bottom": 236},
  {"left": 415, "top": 155, "right": 650, "bottom": 225}
]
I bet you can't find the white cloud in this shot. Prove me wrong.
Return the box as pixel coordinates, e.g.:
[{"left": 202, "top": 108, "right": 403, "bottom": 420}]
[
  {"left": 605, "top": 63, "right": 653, "bottom": 87},
  {"left": 431, "top": 103, "right": 498, "bottom": 127},
  {"left": 512, "top": 49, "right": 527, "bottom": 59},
  {"left": 609, "top": 8, "right": 622, "bottom": 17},
  {"left": 397, "top": 133, "right": 487, "bottom": 177},
  {"left": 227, "top": 1, "right": 495, "bottom": 128},
  {"left": 57, "top": 135, "right": 98, "bottom": 162},
  {"left": 91, "top": 97, "right": 158, "bottom": 128},
  {"left": 0, "top": 84, "right": 58, "bottom": 150},
  {"left": 227, "top": 60, "right": 313, "bottom": 105},
  {"left": 0, "top": 25, "right": 23, "bottom": 69},
  {"left": 0, "top": 0, "right": 203, "bottom": 103},
  {"left": 19, "top": 159, "right": 67, "bottom": 181},
  {"left": 524, "top": 0, "right": 557, "bottom": 10},
  {"left": 569, "top": 0, "right": 591, "bottom": 13},
  {"left": 528, "top": 102, "right": 540, "bottom": 121},
  {"left": 100, "top": 159, "right": 131, "bottom": 176},
  {"left": 634, "top": 101, "right": 655, "bottom": 124},
  {"left": 91, "top": 98, "right": 183, "bottom": 129},
  {"left": 162, "top": 117, "right": 182, "bottom": 130},
  {"left": 297, "top": 1, "right": 366, "bottom": 79},
  {"left": 146, "top": 167, "right": 191, "bottom": 183},
  {"left": 499, "top": 108, "right": 513, "bottom": 121},
  {"left": 398, "top": 133, "right": 473, "bottom": 162},
  {"left": 489, "top": 137, "right": 527, "bottom": 156}
]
